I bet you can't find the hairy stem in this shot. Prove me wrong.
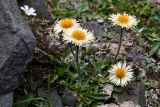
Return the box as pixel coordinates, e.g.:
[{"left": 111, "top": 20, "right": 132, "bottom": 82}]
[
  {"left": 114, "top": 28, "right": 123, "bottom": 62},
  {"left": 69, "top": 43, "right": 76, "bottom": 59},
  {"left": 76, "top": 46, "right": 80, "bottom": 75}
]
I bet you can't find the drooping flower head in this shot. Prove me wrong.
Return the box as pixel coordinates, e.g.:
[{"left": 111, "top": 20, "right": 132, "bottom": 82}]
[
  {"left": 54, "top": 18, "right": 80, "bottom": 34},
  {"left": 108, "top": 61, "right": 133, "bottom": 87},
  {"left": 63, "top": 27, "right": 94, "bottom": 47},
  {"left": 108, "top": 13, "right": 137, "bottom": 29},
  {"left": 20, "top": 5, "right": 37, "bottom": 16}
]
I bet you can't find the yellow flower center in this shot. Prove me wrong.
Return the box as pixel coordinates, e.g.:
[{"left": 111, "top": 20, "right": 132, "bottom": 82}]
[
  {"left": 60, "top": 18, "right": 74, "bottom": 28},
  {"left": 72, "top": 30, "right": 86, "bottom": 40},
  {"left": 118, "top": 14, "right": 129, "bottom": 24},
  {"left": 115, "top": 68, "right": 126, "bottom": 79}
]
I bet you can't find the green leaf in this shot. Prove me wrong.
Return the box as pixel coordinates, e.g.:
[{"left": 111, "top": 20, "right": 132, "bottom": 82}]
[
  {"left": 98, "top": 76, "right": 107, "bottom": 84},
  {"left": 113, "top": 86, "right": 123, "bottom": 93},
  {"left": 149, "top": 43, "right": 160, "bottom": 56},
  {"left": 13, "top": 94, "right": 45, "bottom": 107},
  {"left": 13, "top": 94, "right": 33, "bottom": 107},
  {"left": 84, "top": 93, "right": 110, "bottom": 100},
  {"left": 50, "top": 74, "right": 59, "bottom": 83},
  {"left": 77, "top": 102, "right": 84, "bottom": 107},
  {"left": 89, "top": 59, "right": 99, "bottom": 73}
]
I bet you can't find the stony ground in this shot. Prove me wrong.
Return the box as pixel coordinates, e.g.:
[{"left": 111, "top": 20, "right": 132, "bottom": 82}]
[
  {"left": 13, "top": 0, "right": 160, "bottom": 107},
  {"left": 24, "top": 17, "right": 160, "bottom": 106}
]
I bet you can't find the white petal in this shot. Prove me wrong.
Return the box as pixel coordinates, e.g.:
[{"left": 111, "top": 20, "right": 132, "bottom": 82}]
[
  {"left": 122, "top": 61, "right": 127, "bottom": 69},
  {"left": 31, "top": 12, "right": 37, "bottom": 16},
  {"left": 24, "top": 5, "right": 29, "bottom": 11},
  {"left": 29, "top": 8, "right": 36, "bottom": 13},
  {"left": 117, "top": 62, "right": 122, "bottom": 68},
  {"left": 20, "top": 6, "right": 25, "bottom": 11}
]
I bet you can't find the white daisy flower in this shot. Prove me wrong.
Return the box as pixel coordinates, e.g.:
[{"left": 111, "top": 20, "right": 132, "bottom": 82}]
[
  {"left": 108, "top": 13, "right": 138, "bottom": 29},
  {"left": 54, "top": 18, "right": 80, "bottom": 34},
  {"left": 108, "top": 61, "right": 133, "bottom": 87},
  {"left": 63, "top": 27, "right": 94, "bottom": 47},
  {"left": 20, "top": 5, "right": 37, "bottom": 16}
]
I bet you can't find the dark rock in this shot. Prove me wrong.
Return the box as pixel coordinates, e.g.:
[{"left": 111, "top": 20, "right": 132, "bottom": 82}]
[
  {"left": 83, "top": 21, "right": 107, "bottom": 39},
  {"left": 32, "top": 47, "right": 62, "bottom": 66},
  {"left": 25, "top": 69, "right": 43, "bottom": 90},
  {"left": 20, "top": 0, "right": 53, "bottom": 21},
  {"left": 38, "top": 88, "right": 63, "bottom": 107},
  {"left": 97, "top": 101, "right": 141, "bottom": 107},
  {"left": 155, "top": 0, "right": 160, "bottom": 5},
  {"left": 97, "top": 103, "right": 119, "bottom": 107},
  {"left": 37, "top": 88, "right": 48, "bottom": 99},
  {"left": 118, "top": 81, "right": 146, "bottom": 107},
  {"left": 0, "top": 92, "right": 13, "bottom": 107},
  {"left": 126, "top": 45, "right": 147, "bottom": 63},
  {"left": 33, "top": 47, "right": 51, "bottom": 64},
  {"left": 0, "top": 0, "right": 36, "bottom": 94},
  {"left": 61, "top": 88, "right": 77, "bottom": 106},
  {"left": 120, "top": 101, "right": 141, "bottom": 107},
  {"left": 51, "top": 88, "right": 63, "bottom": 107},
  {"left": 0, "top": 0, "right": 36, "bottom": 106},
  {"left": 46, "top": 34, "right": 66, "bottom": 57},
  {"left": 138, "top": 82, "right": 146, "bottom": 107}
]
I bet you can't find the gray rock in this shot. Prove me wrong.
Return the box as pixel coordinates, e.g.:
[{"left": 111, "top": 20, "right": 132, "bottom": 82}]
[
  {"left": 51, "top": 88, "right": 63, "bottom": 107},
  {"left": 120, "top": 101, "right": 141, "bottom": 107},
  {"left": 61, "top": 88, "right": 77, "bottom": 106},
  {"left": 156, "top": 0, "right": 160, "bottom": 5},
  {"left": 102, "top": 84, "right": 113, "bottom": 97},
  {"left": 21, "top": 0, "right": 53, "bottom": 21},
  {"left": 118, "top": 82, "right": 146, "bottom": 107},
  {"left": 105, "top": 104, "right": 118, "bottom": 107},
  {"left": 0, "top": 92, "right": 13, "bottom": 107},
  {"left": 109, "top": 43, "right": 126, "bottom": 55},
  {"left": 0, "top": 0, "right": 36, "bottom": 96},
  {"left": 38, "top": 88, "right": 63, "bottom": 107},
  {"left": 126, "top": 45, "right": 147, "bottom": 63},
  {"left": 138, "top": 82, "right": 146, "bottom": 107},
  {"left": 97, "top": 103, "right": 118, "bottom": 107},
  {"left": 98, "top": 101, "right": 141, "bottom": 107},
  {"left": 83, "top": 21, "right": 107, "bottom": 38},
  {"left": 33, "top": 47, "right": 51, "bottom": 64},
  {"left": 37, "top": 88, "right": 48, "bottom": 99}
]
